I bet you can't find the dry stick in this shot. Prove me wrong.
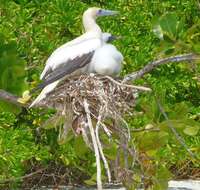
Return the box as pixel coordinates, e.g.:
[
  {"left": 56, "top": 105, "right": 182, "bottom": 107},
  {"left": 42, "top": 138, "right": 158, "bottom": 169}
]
[
  {"left": 105, "top": 76, "right": 151, "bottom": 91},
  {"left": 0, "top": 168, "right": 44, "bottom": 184},
  {"left": 0, "top": 89, "right": 26, "bottom": 107},
  {"left": 95, "top": 107, "right": 111, "bottom": 183},
  {"left": 90, "top": 112, "right": 112, "bottom": 138},
  {"left": 82, "top": 123, "right": 93, "bottom": 150},
  {"left": 83, "top": 99, "right": 102, "bottom": 190},
  {"left": 123, "top": 53, "right": 200, "bottom": 82},
  {"left": 156, "top": 99, "right": 197, "bottom": 159}
]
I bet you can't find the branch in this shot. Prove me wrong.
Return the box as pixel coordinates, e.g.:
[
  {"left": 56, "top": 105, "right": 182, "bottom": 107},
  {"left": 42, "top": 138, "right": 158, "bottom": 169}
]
[
  {"left": 84, "top": 99, "right": 102, "bottom": 190},
  {"left": 105, "top": 76, "right": 151, "bottom": 91},
  {"left": 0, "top": 168, "right": 44, "bottom": 184},
  {"left": 131, "top": 127, "right": 160, "bottom": 132},
  {"left": 156, "top": 98, "right": 198, "bottom": 160},
  {"left": 123, "top": 53, "right": 200, "bottom": 82},
  {"left": 95, "top": 107, "right": 111, "bottom": 183},
  {"left": 0, "top": 89, "right": 26, "bottom": 107}
]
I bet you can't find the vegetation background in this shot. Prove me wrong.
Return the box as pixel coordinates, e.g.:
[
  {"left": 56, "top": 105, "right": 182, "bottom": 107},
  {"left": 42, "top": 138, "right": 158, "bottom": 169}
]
[{"left": 0, "top": 0, "right": 199, "bottom": 189}]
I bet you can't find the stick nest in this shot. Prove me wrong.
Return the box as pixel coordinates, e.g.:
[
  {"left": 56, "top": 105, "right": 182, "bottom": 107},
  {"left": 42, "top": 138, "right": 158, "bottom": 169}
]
[{"left": 37, "top": 74, "right": 146, "bottom": 143}]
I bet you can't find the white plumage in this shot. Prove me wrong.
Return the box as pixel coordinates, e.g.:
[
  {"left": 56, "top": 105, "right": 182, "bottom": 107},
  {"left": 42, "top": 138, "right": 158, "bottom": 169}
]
[{"left": 87, "top": 40, "right": 123, "bottom": 76}]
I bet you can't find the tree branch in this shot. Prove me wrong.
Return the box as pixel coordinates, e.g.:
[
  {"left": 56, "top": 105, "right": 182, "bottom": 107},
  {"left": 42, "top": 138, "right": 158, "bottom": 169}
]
[
  {"left": 84, "top": 99, "right": 102, "bottom": 190},
  {"left": 156, "top": 98, "right": 197, "bottom": 160},
  {"left": 123, "top": 53, "right": 200, "bottom": 82},
  {"left": 95, "top": 107, "right": 111, "bottom": 183},
  {"left": 0, "top": 168, "right": 44, "bottom": 184},
  {"left": 0, "top": 89, "right": 26, "bottom": 107}
]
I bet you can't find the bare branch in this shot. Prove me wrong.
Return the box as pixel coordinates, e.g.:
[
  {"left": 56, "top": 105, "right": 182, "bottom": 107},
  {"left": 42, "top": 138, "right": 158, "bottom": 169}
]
[
  {"left": 131, "top": 127, "right": 160, "bottom": 132},
  {"left": 0, "top": 169, "right": 44, "bottom": 184},
  {"left": 123, "top": 53, "right": 200, "bottom": 82},
  {"left": 95, "top": 107, "right": 111, "bottom": 183},
  {"left": 84, "top": 99, "right": 102, "bottom": 190},
  {"left": 105, "top": 76, "right": 151, "bottom": 91},
  {"left": 0, "top": 89, "right": 26, "bottom": 107},
  {"left": 156, "top": 98, "right": 198, "bottom": 160}
]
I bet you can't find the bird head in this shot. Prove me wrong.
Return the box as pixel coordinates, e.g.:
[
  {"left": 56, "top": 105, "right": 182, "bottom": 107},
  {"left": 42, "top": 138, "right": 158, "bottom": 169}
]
[{"left": 83, "top": 7, "right": 118, "bottom": 19}]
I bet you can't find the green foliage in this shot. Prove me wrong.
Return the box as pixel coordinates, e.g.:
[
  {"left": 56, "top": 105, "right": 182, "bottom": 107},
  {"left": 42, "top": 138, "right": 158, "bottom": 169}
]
[
  {"left": 0, "top": 0, "right": 200, "bottom": 189},
  {"left": 0, "top": 112, "right": 51, "bottom": 180},
  {"left": 0, "top": 35, "right": 27, "bottom": 113}
]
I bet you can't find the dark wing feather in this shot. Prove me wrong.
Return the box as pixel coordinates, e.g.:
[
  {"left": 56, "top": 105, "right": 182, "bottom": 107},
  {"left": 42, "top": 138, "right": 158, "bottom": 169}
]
[
  {"left": 41, "top": 67, "right": 53, "bottom": 80},
  {"left": 31, "top": 51, "right": 94, "bottom": 93}
]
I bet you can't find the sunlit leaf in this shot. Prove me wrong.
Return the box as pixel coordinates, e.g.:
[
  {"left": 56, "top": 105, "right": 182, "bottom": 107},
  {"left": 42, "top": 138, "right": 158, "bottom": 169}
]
[{"left": 183, "top": 126, "right": 199, "bottom": 136}]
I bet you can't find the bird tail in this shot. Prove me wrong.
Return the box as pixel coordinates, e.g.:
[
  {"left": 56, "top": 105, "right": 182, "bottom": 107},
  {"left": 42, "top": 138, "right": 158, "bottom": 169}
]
[{"left": 29, "top": 81, "right": 59, "bottom": 108}]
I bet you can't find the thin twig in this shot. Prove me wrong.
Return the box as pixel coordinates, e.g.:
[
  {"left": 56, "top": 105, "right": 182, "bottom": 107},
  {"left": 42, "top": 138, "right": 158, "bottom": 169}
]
[
  {"left": 81, "top": 122, "right": 93, "bottom": 150},
  {"left": 123, "top": 53, "right": 200, "bottom": 82},
  {"left": 95, "top": 107, "right": 111, "bottom": 183},
  {"left": 131, "top": 127, "right": 160, "bottom": 132},
  {"left": 105, "top": 76, "right": 151, "bottom": 91},
  {"left": 156, "top": 98, "right": 197, "bottom": 160},
  {"left": 90, "top": 112, "right": 112, "bottom": 138},
  {"left": 84, "top": 99, "right": 102, "bottom": 190},
  {"left": 0, "top": 169, "right": 44, "bottom": 184}
]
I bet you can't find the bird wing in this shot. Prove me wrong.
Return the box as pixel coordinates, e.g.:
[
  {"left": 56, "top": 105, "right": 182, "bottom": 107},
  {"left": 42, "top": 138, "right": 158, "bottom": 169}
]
[
  {"left": 40, "top": 34, "right": 101, "bottom": 80},
  {"left": 31, "top": 51, "right": 94, "bottom": 93}
]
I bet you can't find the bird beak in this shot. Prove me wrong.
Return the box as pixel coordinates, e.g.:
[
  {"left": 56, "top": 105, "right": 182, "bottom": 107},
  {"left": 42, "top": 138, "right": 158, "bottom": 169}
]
[
  {"left": 108, "top": 35, "right": 123, "bottom": 42},
  {"left": 97, "top": 9, "right": 119, "bottom": 16}
]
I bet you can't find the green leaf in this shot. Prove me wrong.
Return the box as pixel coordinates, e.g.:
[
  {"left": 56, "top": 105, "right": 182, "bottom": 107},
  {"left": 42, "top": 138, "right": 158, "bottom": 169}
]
[
  {"left": 153, "top": 165, "right": 171, "bottom": 190},
  {"left": 160, "top": 13, "right": 177, "bottom": 39},
  {"left": 104, "top": 144, "right": 118, "bottom": 160},
  {"left": 183, "top": 126, "right": 199, "bottom": 136},
  {"left": 135, "top": 131, "right": 169, "bottom": 151},
  {"left": 74, "top": 136, "right": 89, "bottom": 157},
  {"left": 84, "top": 173, "right": 97, "bottom": 186}
]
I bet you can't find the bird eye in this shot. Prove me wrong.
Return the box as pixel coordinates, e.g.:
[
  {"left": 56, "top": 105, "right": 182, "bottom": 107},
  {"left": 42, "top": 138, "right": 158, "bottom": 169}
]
[{"left": 98, "top": 9, "right": 102, "bottom": 14}]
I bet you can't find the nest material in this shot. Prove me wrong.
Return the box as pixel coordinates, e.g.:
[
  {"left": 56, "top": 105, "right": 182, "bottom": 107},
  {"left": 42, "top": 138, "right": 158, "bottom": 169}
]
[
  {"left": 39, "top": 75, "right": 138, "bottom": 112},
  {"left": 39, "top": 75, "right": 138, "bottom": 123}
]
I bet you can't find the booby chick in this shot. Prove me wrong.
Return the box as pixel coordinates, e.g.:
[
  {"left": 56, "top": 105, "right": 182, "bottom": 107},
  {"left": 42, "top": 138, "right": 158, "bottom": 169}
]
[
  {"left": 29, "top": 7, "right": 118, "bottom": 108},
  {"left": 86, "top": 32, "right": 123, "bottom": 76}
]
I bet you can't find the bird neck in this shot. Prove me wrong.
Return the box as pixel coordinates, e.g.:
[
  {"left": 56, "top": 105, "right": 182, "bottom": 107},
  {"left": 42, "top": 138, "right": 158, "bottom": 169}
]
[{"left": 83, "top": 15, "right": 101, "bottom": 33}]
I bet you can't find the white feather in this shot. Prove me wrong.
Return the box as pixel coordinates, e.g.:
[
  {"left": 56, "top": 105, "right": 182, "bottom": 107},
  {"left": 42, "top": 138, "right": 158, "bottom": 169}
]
[
  {"left": 88, "top": 44, "right": 123, "bottom": 76},
  {"left": 29, "top": 81, "right": 59, "bottom": 107}
]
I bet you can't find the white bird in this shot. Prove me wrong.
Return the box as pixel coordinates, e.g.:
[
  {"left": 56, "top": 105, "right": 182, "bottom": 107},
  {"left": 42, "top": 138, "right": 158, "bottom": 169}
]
[
  {"left": 30, "top": 33, "right": 123, "bottom": 108},
  {"left": 40, "top": 7, "right": 118, "bottom": 80},
  {"left": 29, "top": 8, "right": 118, "bottom": 108}
]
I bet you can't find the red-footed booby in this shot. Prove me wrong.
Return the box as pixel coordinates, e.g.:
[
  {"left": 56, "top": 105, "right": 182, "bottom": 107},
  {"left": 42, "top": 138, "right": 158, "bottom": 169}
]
[
  {"left": 40, "top": 7, "right": 118, "bottom": 80},
  {"left": 29, "top": 8, "right": 119, "bottom": 108}
]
